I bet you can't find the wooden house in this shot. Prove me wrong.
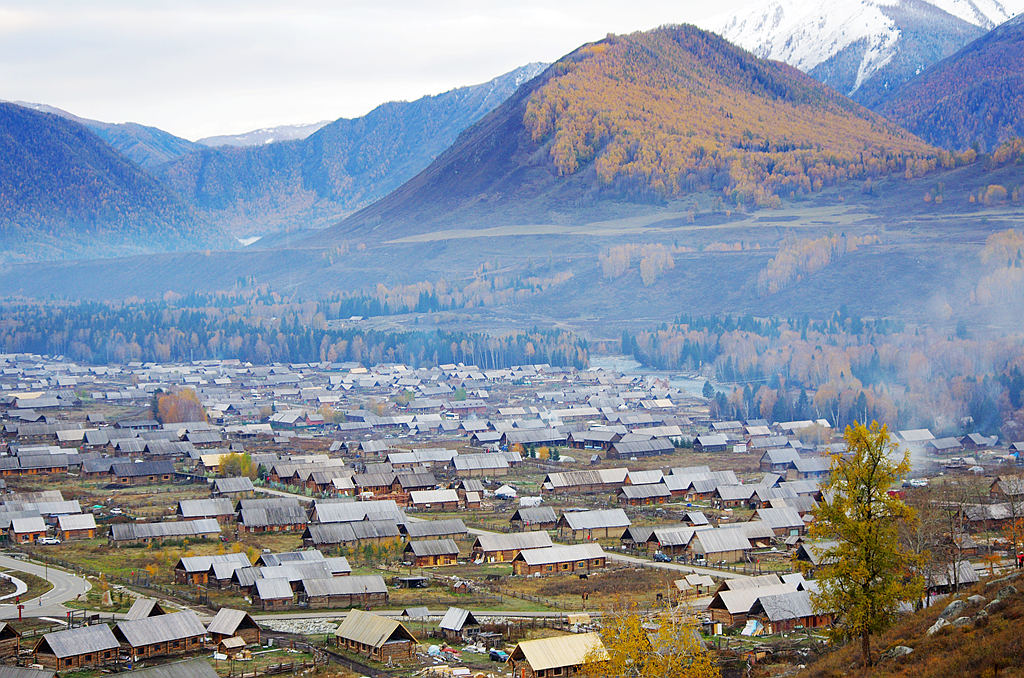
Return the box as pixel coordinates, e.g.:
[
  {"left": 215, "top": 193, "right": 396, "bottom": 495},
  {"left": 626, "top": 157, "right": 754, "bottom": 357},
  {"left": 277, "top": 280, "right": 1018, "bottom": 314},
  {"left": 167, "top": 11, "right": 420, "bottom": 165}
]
[
  {"left": 303, "top": 575, "right": 388, "bottom": 609},
  {"left": 253, "top": 578, "right": 294, "bottom": 610},
  {"left": 32, "top": 624, "right": 120, "bottom": 671},
  {"left": 689, "top": 528, "right": 752, "bottom": 563},
  {"left": 110, "top": 519, "right": 221, "bottom": 546},
  {"left": 472, "top": 531, "right": 553, "bottom": 562},
  {"left": 237, "top": 501, "right": 307, "bottom": 533},
  {"left": 174, "top": 552, "right": 251, "bottom": 586},
  {"left": 404, "top": 539, "right": 459, "bottom": 567},
  {"left": 334, "top": 609, "right": 417, "bottom": 663},
  {"left": 408, "top": 489, "right": 459, "bottom": 511},
  {"left": 177, "top": 498, "right": 234, "bottom": 523},
  {"left": 56, "top": 513, "right": 97, "bottom": 540},
  {"left": 990, "top": 475, "right": 1024, "bottom": 500},
  {"left": 10, "top": 516, "right": 46, "bottom": 544},
  {"left": 508, "top": 632, "right": 608, "bottom": 678},
  {"left": 750, "top": 590, "right": 831, "bottom": 632},
  {"left": 402, "top": 519, "right": 469, "bottom": 541},
  {"left": 509, "top": 506, "right": 557, "bottom": 531},
  {"left": 206, "top": 608, "right": 261, "bottom": 646},
  {"left": 694, "top": 434, "right": 728, "bottom": 453},
  {"left": 110, "top": 461, "right": 175, "bottom": 485},
  {"left": 114, "top": 610, "right": 207, "bottom": 661},
  {"left": 511, "top": 544, "right": 607, "bottom": 576},
  {"left": 618, "top": 483, "right": 671, "bottom": 505},
  {"left": 556, "top": 509, "right": 630, "bottom": 541},
  {"left": 439, "top": 607, "right": 480, "bottom": 642},
  {"left": 213, "top": 476, "right": 255, "bottom": 499},
  {"left": 706, "top": 583, "right": 799, "bottom": 627},
  {"left": 0, "top": 622, "right": 20, "bottom": 658}
]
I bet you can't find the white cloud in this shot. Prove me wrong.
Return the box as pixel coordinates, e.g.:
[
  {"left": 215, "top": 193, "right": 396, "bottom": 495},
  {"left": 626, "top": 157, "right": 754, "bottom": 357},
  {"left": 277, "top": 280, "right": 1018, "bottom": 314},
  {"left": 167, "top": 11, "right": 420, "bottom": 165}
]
[{"left": 0, "top": 0, "right": 740, "bottom": 139}]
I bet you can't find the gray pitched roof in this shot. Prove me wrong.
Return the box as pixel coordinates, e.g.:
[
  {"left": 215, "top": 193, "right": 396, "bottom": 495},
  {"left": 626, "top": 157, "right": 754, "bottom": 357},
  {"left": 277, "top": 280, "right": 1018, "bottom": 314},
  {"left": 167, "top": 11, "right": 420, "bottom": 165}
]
[
  {"left": 124, "top": 598, "right": 168, "bottom": 620},
  {"left": 178, "top": 498, "right": 233, "bottom": 518},
  {"left": 474, "top": 531, "right": 553, "bottom": 553},
  {"left": 254, "top": 578, "right": 293, "bottom": 600},
  {"left": 511, "top": 506, "right": 557, "bottom": 524},
  {"left": 404, "top": 519, "right": 468, "bottom": 539},
  {"left": 302, "top": 575, "right": 387, "bottom": 597},
  {"left": 215, "top": 477, "right": 255, "bottom": 494},
  {"left": 407, "top": 538, "right": 459, "bottom": 556},
  {"left": 111, "top": 519, "right": 221, "bottom": 541},
  {"left": 0, "top": 666, "right": 56, "bottom": 678},
  {"left": 558, "top": 508, "right": 630, "bottom": 530},
  {"left": 115, "top": 610, "right": 207, "bottom": 648},
  {"left": 750, "top": 589, "right": 816, "bottom": 622},
  {"left": 206, "top": 608, "right": 257, "bottom": 636},
  {"left": 38, "top": 624, "right": 120, "bottom": 658},
  {"left": 439, "top": 606, "right": 479, "bottom": 632}
]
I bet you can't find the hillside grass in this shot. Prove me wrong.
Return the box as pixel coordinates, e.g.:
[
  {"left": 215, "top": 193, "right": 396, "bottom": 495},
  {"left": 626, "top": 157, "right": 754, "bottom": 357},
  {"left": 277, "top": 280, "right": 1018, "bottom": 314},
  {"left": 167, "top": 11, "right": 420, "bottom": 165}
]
[{"left": 791, "top": 572, "right": 1024, "bottom": 678}]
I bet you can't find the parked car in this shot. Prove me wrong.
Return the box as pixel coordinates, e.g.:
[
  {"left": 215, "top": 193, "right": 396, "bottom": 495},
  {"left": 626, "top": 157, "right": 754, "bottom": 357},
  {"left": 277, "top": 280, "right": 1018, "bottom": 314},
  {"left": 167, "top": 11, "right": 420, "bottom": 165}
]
[
  {"left": 489, "top": 650, "right": 509, "bottom": 662},
  {"left": 653, "top": 552, "right": 671, "bottom": 563},
  {"left": 38, "top": 537, "right": 61, "bottom": 545}
]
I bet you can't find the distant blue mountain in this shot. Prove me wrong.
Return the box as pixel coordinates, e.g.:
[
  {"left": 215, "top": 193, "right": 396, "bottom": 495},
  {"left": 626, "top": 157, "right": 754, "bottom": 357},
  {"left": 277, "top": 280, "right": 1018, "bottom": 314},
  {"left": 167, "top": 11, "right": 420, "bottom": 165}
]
[
  {"left": 153, "top": 63, "right": 548, "bottom": 237},
  {"left": 0, "top": 102, "right": 224, "bottom": 262}
]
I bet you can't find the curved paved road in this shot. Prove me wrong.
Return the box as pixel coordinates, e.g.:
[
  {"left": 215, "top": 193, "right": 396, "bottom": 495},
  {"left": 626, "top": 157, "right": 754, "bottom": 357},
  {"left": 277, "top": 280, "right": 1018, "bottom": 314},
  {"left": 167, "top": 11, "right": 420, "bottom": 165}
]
[{"left": 0, "top": 554, "right": 91, "bottom": 620}]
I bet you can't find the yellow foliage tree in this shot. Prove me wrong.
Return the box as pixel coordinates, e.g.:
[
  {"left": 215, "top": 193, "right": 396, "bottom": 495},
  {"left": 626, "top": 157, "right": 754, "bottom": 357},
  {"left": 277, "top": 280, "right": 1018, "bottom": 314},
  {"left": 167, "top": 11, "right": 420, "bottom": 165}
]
[
  {"left": 810, "top": 422, "right": 923, "bottom": 667},
  {"left": 582, "top": 606, "right": 719, "bottom": 678},
  {"left": 155, "top": 388, "right": 206, "bottom": 424},
  {"left": 218, "top": 452, "right": 256, "bottom": 479}
]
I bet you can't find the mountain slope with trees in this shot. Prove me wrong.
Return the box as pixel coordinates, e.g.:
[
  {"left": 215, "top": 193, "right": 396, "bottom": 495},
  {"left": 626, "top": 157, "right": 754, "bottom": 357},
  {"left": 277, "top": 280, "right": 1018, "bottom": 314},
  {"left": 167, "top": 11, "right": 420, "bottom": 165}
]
[
  {"left": 154, "top": 63, "right": 547, "bottom": 236},
  {"left": 324, "top": 25, "right": 940, "bottom": 240},
  {"left": 876, "top": 14, "right": 1024, "bottom": 150},
  {"left": 10, "top": 101, "right": 201, "bottom": 169},
  {"left": 0, "top": 103, "right": 222, "bottom": 262}
]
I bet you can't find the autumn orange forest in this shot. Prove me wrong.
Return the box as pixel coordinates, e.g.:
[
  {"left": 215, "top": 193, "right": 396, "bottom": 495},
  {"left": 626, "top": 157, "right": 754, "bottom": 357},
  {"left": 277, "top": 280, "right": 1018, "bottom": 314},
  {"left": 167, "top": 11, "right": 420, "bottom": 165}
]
[{"left": 524, "top": 26, "right": 945, "bottom": 206}]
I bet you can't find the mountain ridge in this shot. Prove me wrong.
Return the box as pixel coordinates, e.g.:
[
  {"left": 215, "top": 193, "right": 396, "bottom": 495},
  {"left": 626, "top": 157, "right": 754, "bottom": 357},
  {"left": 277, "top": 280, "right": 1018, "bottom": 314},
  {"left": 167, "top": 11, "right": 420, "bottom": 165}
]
[
  {"left": 9, "top": 101, "right": 201, "bottom": 169},
  {"left": 153, "top": 63, "right": 548, "bottom": 237},
  {"left": 876, "top": 12, "right": 1024, "bottom": 149},
  {"left": 713, "top": 0, "right": 1020, "bottom": 106},
  {"left": 0, "top": 102, "right": 225, "bottom": 263},
  {"left": 320, "top": 25, "right": 938, "bottom": 241}
]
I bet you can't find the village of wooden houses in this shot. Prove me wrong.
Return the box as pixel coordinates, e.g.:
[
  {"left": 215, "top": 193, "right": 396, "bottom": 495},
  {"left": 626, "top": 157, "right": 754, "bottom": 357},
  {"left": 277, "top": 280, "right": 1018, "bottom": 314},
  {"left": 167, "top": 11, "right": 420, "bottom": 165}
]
[{"left": 0, "top": 353, "right": 1019, "bottom": 678}]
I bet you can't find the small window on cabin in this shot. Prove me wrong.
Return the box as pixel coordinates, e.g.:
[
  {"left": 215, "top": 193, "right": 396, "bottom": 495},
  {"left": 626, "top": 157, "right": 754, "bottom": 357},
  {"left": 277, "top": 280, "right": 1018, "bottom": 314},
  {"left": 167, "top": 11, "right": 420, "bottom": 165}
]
[{"left": 546, "top": 565, "right": 553, "bottom": 572}]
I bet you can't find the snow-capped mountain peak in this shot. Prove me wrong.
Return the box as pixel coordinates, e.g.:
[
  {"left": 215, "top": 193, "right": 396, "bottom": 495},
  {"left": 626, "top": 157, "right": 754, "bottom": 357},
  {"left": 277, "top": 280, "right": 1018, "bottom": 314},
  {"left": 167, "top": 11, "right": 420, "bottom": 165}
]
[{"left": 709, "top": 0, "right": 1024, "bottom": 102}]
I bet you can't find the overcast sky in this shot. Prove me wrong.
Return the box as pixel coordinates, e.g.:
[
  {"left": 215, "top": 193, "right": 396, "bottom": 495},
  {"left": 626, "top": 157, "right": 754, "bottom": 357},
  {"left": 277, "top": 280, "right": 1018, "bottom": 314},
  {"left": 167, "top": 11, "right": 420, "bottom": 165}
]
[{"left": 0, "top": 1, "right": 748, "bottom": 140}]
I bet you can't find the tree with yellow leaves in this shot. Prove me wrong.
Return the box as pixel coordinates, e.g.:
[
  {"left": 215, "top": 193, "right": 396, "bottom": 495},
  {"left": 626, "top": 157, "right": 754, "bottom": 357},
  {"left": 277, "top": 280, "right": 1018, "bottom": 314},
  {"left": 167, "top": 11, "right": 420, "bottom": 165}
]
[
  {"left": 582, "top": 604, "right": 718, "bottom": 678},
  {"left": 810, "top": 421, "right": 923, "bottom": 668},
  {"left": 154, "top": 388, "right": 206, "bottom": 424},
  {"left": 218, "top": 452, "right": 256, "bottom": 479}
]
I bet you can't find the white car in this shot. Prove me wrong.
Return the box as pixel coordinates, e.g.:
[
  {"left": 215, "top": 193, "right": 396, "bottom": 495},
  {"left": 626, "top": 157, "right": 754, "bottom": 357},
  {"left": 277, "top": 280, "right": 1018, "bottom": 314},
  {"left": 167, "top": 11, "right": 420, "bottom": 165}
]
[{"left": 38, "top": 537, "right": 61, "bottom": 545}]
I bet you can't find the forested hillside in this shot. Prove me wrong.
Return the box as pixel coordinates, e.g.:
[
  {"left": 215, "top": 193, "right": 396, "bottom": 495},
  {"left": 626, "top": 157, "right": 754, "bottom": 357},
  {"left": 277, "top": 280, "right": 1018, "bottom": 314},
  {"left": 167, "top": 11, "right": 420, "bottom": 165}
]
[
  {"left": 11, "top": 101, "right": 200, "bottom": 168},
  {"left": 877, "top": 14, "right": 1024, "bottom": 149},
  {"left": 155, "top": 63, "right": 546, "bottom": 236},
  {"left": 0, "top": 103, "right": 221, "bottom": 262},
  {"left": 329, "top": 25, "right": 941, "bottom": 239}
]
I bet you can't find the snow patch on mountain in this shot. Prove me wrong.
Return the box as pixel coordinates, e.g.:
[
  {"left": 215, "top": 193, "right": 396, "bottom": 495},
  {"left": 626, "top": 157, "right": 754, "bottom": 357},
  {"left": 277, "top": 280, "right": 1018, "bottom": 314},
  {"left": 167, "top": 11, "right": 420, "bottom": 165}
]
[
  {"left": 712, "top": 0, "right": 1024, "bottom": 96},
  {"left": 928, "top": 0, "right": 1016, "bottom": 28},
  {"left": 715, "top": 0, "right": 901, "bottom": 73}
]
